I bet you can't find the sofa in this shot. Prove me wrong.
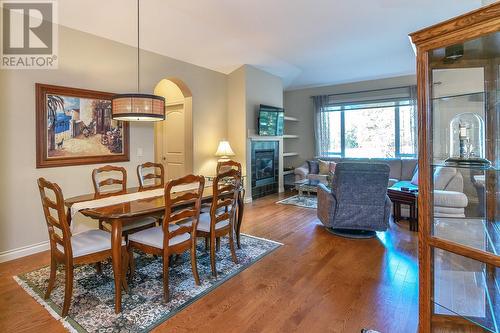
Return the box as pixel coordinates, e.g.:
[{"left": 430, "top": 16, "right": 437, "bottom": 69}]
[
  {"left": 317, "top": 162, "right": 392, "bottom": 237},
  {"left": 294, "top": 158, "right": 418, "bottom": 187}
]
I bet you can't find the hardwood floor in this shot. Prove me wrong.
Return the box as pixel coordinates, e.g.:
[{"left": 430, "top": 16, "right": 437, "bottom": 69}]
[{"left": 0, "top": 193, "right": 419, "bottom": 333}]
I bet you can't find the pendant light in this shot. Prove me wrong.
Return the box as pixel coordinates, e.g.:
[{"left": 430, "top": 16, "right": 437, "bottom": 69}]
[{"left": 112, "top": 0, "right": 165, "bottom": 121}]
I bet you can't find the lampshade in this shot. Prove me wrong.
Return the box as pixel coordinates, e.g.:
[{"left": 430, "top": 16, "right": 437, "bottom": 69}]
[
  {"left": 110, "top": 0, "right": 166, "bottom": 122},
  {"left": 215, "top": 140, "right": 235, "bottom": 157},
  {"left": 112, "top": 93, "right": 165, "bottom": 121}
]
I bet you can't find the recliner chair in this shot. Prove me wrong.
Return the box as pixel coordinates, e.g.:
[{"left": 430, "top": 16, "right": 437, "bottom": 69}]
[{"left": 317, "top": 162, "right": 392, "bottom": 238}]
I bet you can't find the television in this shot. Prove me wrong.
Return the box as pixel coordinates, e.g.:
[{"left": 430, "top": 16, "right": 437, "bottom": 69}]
[{"left": 258, "top": 104, "right": 284, "bottom": 136}]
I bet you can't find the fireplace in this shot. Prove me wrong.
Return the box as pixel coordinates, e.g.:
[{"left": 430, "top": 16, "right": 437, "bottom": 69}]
[{"left": 251, "top": 141, "right": 279, "bottom": 199}]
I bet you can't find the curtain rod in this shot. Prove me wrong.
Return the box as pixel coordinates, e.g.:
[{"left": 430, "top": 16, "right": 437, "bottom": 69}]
[{"left": 309, "top": 84, "right": 415, "bottom": 99}]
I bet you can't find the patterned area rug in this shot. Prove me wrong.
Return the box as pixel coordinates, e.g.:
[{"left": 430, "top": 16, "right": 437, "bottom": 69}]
[
  {"left": 276, "top": 194, "right": 317, "bottom": 209},
  {"left": 15, "top": 234, "right": 281, "bottom": 333}
]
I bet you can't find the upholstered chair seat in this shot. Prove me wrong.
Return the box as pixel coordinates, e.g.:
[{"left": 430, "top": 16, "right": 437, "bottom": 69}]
[
  {"left": 128, "top": 225, "right": 190, "bottom": 249},
  {"left": 102, "top": 217, "right": 158, "bottom": 232},
  {"left": 56, "top": 229, "right": 125, "bottom": 258},
  {"left": 197, "top": 212, "right": 230, "bottom": 232}
]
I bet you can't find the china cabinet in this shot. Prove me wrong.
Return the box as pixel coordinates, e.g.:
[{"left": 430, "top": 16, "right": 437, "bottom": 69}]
[{"left": 410, "top": 3, "right": 500, "bottom": 332}]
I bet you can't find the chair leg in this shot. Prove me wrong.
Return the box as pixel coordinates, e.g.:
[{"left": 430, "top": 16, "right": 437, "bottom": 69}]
[
  {"left": 229, "top": 229, "right": 238, "bottom": 264},
  {"left": 121, "top": 247, "right": 129, "bottom": 292},
  {"left": 44, "top": 255, "right": 57, "bottom": 299},
  {"left": 216, "top": 237, "right": 221, "bottom": 252},
  {"left": 210, "top": 235, "right": 217, "bottom": 278},
  {"left": 61, "top": 263, "right": 74, "bottom": 317},
  {"left": 204, "top": 237, "right": 209, "bottom": 251},
  {"left": 191, "top": 238, "right": 200, "bottom": 286},
  {"left": 95, "top": 262, "right": 102, "bottom": 274},
  {"left": 128, "top": 246, "right": 135, "bottom": 281},
  {"left": 162, "top": 254, "right": 170, "bottom": 302}
]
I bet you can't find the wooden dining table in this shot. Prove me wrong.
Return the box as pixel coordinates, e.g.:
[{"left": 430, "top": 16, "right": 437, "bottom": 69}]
[{"left": 64, "top": 185, "right": 245, "bottom": 313}]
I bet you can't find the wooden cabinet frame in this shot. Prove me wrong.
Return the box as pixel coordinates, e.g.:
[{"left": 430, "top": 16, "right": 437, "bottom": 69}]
[{"left": 409, "top": 3, "right": 500, "bottom": 332}]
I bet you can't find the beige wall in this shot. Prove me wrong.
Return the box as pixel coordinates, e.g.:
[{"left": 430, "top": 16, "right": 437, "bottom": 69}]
[
  {"left": 227, "top": 66, "right": 247, "bottom": 169},
  {"left": 0, "top": 26, "right": 227, "bottom": 255},
  {"left": 227, "top": 65, "right": 283, "bottom": 196},
  {"left": 283, "top": 75, "right": 417, "bottom": 167}
]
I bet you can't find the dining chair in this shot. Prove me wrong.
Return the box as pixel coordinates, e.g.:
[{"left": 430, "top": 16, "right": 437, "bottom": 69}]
[
  {"left": 197, "top": 169, "right": 241, "bottom": 277},
  {"left": 37, "top": 177, "right": 128, "bottom": 317},
  {"left": 137, "top": 162, "right": 164, "bottom": 191},
  {"left": 92, "top": 165, "right": 157, "bottom": 235},
  {"left": 137, "top": 162, "right": 165, "bottom": 225},
  {"left": 127, "top": 174, "right": 205, "bottom": 301},
  {"left": 216, "top": 159, "right": 242, "bottom": 175}
]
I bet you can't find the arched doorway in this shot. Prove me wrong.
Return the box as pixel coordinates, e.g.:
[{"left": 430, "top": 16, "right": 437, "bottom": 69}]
[{"left": 153, "top": 78, "right": 193, "bottom": 180}]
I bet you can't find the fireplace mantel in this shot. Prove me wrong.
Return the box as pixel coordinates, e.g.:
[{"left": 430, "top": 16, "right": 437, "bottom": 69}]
[{"left": 246, "top": 136, "right": 284, "bottom": 202}]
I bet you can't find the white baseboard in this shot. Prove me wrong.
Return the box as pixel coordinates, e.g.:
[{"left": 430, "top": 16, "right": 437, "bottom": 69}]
[{"left": 0, "top": 241, "right": 49, "bottom": 263}]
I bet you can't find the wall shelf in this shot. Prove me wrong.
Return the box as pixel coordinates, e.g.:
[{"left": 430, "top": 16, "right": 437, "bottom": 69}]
[
  {"left": 283, "top": 152, "right": 299, "bottom": 157},
  {"left": 284, "top": 116, "right": 298, "bottom": 122},
  {"left": 283, "top": 170, "right": 294, "bottom": 175},
  {"left": 283, "top": 134, "right": 299, "bottom": 139}
]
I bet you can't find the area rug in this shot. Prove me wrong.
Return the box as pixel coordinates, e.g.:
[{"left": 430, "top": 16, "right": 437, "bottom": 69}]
[
  {"left": 276, "top": 194, "right": 317, "bottom": 209},
  {"left": 14, "top": 234, "right": 281, "bottom": 333}
]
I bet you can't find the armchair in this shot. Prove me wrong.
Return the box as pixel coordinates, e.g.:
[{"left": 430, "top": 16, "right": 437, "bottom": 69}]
[{"left": 317, "top": 162, "right": 392, "bottom": 238}]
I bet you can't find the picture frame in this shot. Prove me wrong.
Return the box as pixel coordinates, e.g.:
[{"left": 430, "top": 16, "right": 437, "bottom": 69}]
[{"left": 36, "top": 83, "right": 130, "bottom": 168}]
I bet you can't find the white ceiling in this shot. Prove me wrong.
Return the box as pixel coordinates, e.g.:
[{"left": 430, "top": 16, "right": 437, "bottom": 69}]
[{"left": 58, "top": 0, "right": 484, "bottom": 90}]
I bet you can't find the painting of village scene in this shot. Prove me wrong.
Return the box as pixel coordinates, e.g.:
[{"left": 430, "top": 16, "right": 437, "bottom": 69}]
[{"left": 36, "top": 84, "right": 129, "bottom": 168}]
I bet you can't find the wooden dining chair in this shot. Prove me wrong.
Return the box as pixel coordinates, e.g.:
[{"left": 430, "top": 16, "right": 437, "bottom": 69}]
[
  {"left": 137, "top": 162, "right": 164, "bottom": 191},
  {"left": 216, "top": 159, "right": 242, "bottom": 175},
  {"left": 37, "top": 177, "right": 128, "bottom": 317},
  {"left": 92, "top": 165, "right": 157, "bottom": 235},
  {"left": 197, "top": 169, "right": 241, "bottom": 277},
  {"left": 127, "top": 174, "right": 205, "bottom": 301}
]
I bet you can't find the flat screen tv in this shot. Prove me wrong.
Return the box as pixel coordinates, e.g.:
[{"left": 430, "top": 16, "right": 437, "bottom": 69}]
[{"left": 258, "top": 104, "right": 284, "bottom": 136}]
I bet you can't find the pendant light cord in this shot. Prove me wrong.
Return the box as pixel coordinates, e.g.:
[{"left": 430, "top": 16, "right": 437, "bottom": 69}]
[{"left": 137, "top": 0, "right": 140, "bottom": 93}]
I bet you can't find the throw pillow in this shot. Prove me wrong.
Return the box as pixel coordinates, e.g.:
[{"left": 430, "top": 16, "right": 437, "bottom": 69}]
[
  {"left": 434, "top": 166, "right": 457, "bottom": 190},
  {"left": 329, "top": 161, "right": 337, "bottom": 173},
  {"left": 411, "top": 167, "right": 418, "bottom": 185},
  {"left": 307, "top": 160, "right": 319, "bottom": 174},
  {"left": 318, "top": 159, "right": 330, "bottom": 175}
]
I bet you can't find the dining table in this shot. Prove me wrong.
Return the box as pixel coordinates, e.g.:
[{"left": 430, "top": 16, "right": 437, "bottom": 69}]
[{"left": 64, "top": 184, "right": 245, "bottom": 313}]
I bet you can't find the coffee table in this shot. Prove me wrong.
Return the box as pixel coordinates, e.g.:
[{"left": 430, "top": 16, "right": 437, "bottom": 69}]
[
  {"left": 387, "top": 182, "right": 418, "bottom": 232},
  {"left": 295, "top": 179, "right": 321, "bottom": 198}
]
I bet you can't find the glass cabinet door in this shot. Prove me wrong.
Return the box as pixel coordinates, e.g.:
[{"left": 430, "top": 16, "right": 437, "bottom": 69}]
[{"left": 428, "top": 31, "right": 500, "bottom": 332}]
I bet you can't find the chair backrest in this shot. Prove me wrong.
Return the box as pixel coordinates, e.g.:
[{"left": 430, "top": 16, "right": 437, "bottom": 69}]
[
  {"left": 331, "top": 162, "right": 390, "bottom": 224},
  {"left": 210, "top": 169, "right": 241, "bottom": 231},
  {"left": 37, "top": 178, "right": 72, "bottom": 257},
  {"left": 137, "top": 162, "right": 164, "bottom": 191},
  {"left": 92, "top": 165, "right": 127, "bottom": 198},
  {"left": 216, "top": 160, "right": 242, "bottom": 175},
  {"left": 163, "top": 174, "right": 205, "bottom": 247}
]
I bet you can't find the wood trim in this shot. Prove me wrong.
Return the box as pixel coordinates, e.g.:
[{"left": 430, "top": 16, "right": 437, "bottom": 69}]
[
  {"left": 429, "top": 237, "right": 500, "bottom": 266},
  {"left": 416, "top": 48, "right": 432, "bottom": 333},
  {"left": 35, "top": 83, "right": 130, "bottom": 168},
  {"left": 409, "top": 2, "right": 500, "bottom": 45}
]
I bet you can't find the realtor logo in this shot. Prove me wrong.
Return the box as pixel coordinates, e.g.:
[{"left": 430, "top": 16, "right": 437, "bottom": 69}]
[{"left": 1, "top": 0, "right": 58, "bottom": 69}]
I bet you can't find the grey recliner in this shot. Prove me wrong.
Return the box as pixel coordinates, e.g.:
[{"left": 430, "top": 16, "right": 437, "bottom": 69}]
[{"left": 317, "top": 162, "right": 392, "bottom": 238}]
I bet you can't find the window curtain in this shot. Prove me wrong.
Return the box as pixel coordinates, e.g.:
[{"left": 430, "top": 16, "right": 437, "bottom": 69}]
[
  {"left": 312, "top": 95, "right": 331, "bottom": 157},
  {"left": 409, "top": 85, "right": 418, "bottom": 155}
]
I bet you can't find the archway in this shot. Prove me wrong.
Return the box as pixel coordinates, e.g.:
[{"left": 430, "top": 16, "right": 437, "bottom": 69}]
[{"left": 153, "top": 78, "right": 193, "bottom": 180}]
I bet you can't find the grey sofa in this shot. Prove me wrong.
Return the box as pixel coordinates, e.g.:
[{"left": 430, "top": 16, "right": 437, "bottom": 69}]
[
  {"left": 317, "top": 162, "right": 391, "bottom": 237},
  {"left": 295, "top": 157, "right": 417, "bottom": 187}
]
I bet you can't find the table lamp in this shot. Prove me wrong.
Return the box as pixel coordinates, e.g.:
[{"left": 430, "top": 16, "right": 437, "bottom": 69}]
[{"left": 215, "top": 139, "right": 235, "bottom": 161}]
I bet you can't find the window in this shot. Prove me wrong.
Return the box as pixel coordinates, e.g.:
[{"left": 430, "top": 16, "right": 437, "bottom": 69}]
[{"left": 316, "top": 95, "right": 417, "bottom": 158}]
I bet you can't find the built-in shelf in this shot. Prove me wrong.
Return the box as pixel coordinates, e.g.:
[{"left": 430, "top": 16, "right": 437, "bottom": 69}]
[
  {"left": 283, "top": 152, "right": 299, "bottom": 157},
  {"left": 283, "top": 134, "right": 299, "bottom": 139},
  {"left": 284, "top": 116, "right": 298, "bottom": 122}
]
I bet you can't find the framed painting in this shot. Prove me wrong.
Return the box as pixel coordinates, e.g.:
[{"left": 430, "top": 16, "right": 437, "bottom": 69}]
[{"left": 36, "top": 83, "right": 130, "bottom": 168}]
